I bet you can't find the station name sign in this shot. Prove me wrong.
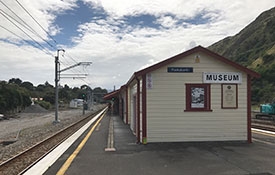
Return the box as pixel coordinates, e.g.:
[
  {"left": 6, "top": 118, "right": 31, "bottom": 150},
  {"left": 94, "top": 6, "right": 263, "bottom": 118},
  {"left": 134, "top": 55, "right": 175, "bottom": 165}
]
[
  {"left": 167, "top": 67, "right": 193, "bottom": 73},
  {"left": 203, "top": 72, "right": 242, "bottom": 84}
]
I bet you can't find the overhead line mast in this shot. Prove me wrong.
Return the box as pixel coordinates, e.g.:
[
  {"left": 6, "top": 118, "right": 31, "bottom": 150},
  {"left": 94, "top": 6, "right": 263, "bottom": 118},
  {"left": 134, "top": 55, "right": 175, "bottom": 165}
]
[{"left": 54, "top": 49, "right": 92, "bottom": 123}]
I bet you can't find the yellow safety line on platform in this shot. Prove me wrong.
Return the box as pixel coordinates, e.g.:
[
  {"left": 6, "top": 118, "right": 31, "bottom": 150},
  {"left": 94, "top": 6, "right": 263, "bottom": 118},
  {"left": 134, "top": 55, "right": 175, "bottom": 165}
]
[{"left": 56, "top": 111, "right": 106, "bottom": 175}]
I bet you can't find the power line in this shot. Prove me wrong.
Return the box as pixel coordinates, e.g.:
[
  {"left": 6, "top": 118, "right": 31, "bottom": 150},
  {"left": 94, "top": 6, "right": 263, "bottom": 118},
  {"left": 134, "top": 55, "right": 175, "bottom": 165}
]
[
  {"left": 59, "top": 56, "right": 93, "bottom": 86},
  {"left": 0, "top": 6, "right": 56, "bottom": 50},
  {"left": 0, "top": 10, "right": 54, "bottom": 56},
  {"left": 2, "top": 0, "right": 83, "bottom": 62},
  {"left": 65, "top": 54, "right": 79, "bottom": 64},
  {"left": 12, "top": 0, "right": 78, "bottom": 61},
  {"left": 1, "top": 0, "right": 93, "bottom": 86},
  {"left": 0, "top": 24, "right": 52, "bottom": 56},
  {"left": 0, "top": 0, "right": 37, "bottom": 35},
  {"left": 15, "top": 0, "right": 58, "bottom": 45},
  {"left": 0, "top": 24, "right": 35, "bottom": 46},
  {"left": 59, "top": 53, "right": 91, "bottom": 80}
]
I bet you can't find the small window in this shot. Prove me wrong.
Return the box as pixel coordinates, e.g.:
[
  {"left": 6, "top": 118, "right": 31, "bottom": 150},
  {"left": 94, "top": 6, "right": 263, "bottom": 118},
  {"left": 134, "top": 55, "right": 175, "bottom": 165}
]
[{"left": 185, "top": 84, "right": 212, "bottom": 112}]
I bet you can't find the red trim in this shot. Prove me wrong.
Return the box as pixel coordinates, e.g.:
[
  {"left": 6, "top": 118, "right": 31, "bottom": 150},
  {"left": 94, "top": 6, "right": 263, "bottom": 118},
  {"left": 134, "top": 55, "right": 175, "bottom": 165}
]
[
  {"left": 132, "top": 94, "right": 137, "bottom": 134},
  {"left": 142, "top": 75, "right": 147, "bottom": 144},
  {"left": 185, "top": 84, "right": 212, "bottom": 112},
  {"left": 127, "top": 46, "right": 260, "bottom": 85},
  {"left": 136, "top": 79, "right": 140, "bottom": 143},
  {"left": 126, "top": 86, "right": 128, "bottom": 124},
  {"left": 103, "top": 89, "right": 120, "bottom": 100},
  {"left": 221, "top": 84, "right": 238, "bottom": 109},
  {"left": 247, "top": 75, "right": 252, "bottom": 143},
  {"left": 119, "top": 94, "right": 122, "bottom": 117}
]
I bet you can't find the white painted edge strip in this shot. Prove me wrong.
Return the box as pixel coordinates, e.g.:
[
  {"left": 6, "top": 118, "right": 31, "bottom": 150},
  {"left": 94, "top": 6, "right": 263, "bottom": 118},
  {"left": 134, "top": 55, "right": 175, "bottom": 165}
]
[
  {"left": 105, "top": 117, "right": 116, "bottom": 152},
  {"left": 252, "top": 128, "right": 275, "bottom": 135},
  {"left": 23, "top": 107, "right": 108, "bottom": 175}
]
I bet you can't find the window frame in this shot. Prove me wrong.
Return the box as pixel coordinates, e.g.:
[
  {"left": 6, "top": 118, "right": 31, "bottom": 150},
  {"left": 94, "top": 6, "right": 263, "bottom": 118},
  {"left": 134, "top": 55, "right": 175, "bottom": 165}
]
[{"left": 185, "top": 83, "right": 212, "bottom": 112}]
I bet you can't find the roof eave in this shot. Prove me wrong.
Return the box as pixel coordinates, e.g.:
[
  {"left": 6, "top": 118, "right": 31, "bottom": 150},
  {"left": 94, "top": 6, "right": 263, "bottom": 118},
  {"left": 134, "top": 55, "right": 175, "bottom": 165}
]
[{"left": 134, "top": 45, "right": 261, "bottom": 79}]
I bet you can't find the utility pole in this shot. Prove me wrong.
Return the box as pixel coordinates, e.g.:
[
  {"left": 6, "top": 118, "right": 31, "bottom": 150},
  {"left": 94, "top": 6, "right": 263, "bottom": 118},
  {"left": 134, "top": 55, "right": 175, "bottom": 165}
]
[
  {"left": 53, "top": 49, "right": 92, "bottom": 123},
  {"left": 54, "top": 49, "right": 65, "bottom": 124}
]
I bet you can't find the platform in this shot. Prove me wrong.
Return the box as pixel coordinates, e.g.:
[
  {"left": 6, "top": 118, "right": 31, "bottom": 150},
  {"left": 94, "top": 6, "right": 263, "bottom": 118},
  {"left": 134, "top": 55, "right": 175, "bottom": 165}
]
[{"left": 34, "top": 113, "right": 275, "bottom": 175}]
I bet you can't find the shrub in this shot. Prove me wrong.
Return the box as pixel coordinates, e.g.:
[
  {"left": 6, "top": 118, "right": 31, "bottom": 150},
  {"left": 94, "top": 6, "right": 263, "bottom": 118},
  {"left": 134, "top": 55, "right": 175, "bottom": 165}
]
[{"left": 35, "top": 100, "right": 51, "bottom": 110}]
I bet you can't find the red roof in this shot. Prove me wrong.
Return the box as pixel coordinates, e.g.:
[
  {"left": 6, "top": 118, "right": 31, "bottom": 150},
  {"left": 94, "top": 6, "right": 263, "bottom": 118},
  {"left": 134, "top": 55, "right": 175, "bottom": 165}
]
[
  {"left": 127, "top": 45, "right": 260, "bottom": 85},
  {"left": 103, "top": 89, "right": 120, "bottom": 100}
]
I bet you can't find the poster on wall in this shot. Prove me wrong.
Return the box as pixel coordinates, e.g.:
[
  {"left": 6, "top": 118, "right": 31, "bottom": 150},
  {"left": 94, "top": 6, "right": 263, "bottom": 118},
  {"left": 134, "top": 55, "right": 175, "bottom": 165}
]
[
  {"left": 222, "top": 84, "right": 238, "bottom": 108},
  {"left": 146, "top": 73, "right": 153, "bottom": 89},
  {"left": 191, "top": 87, "right": 205, "bottom": 108}
]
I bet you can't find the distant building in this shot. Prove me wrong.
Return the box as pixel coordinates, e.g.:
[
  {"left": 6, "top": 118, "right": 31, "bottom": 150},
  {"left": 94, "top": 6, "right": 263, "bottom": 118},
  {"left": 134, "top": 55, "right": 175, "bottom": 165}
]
[
  {"left": 104, "top": 46, "right": 260, "bottom": 144},
  {"left": 69, "top": 99, "right": 84, "bottom": 108},
  {"left": 31, "top": 97, "right": 44, "bottom": 105}
]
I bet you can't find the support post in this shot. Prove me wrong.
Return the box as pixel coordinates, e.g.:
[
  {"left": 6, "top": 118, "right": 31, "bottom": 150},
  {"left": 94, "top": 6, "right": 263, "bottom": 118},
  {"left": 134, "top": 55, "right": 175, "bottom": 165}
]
[
  {"left": 54, "top": 55, "right": 59, "bottom": 123},
  {"left": 54, "top": 49, "right": 65, "bottom": 124},
  {"left": 53, "top": 49, "right": 91, "bottom": 123}
]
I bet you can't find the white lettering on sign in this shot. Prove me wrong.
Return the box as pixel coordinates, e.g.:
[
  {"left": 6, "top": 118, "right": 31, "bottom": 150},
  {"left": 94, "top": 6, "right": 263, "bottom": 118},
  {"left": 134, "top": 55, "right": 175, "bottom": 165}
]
[{"left": 203, "top": 72, "right": 242, "bottom": 84}]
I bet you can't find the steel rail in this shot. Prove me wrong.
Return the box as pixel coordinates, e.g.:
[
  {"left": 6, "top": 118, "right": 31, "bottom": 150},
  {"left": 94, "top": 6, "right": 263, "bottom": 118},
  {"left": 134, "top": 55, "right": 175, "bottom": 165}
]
[
  {"left": 252, "top": 119, "right": 275, "bottom": 133},
  {"left": 0, "top": 107, "right": 107, "bottom": 175}
]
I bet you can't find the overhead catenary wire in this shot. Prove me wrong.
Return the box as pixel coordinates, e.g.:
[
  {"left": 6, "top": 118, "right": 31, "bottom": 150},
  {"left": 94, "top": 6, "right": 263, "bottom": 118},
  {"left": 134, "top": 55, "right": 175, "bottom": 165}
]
[
  {"left": 0, "top": 0, "right": 38, "bottom": 37},
  {"left": 59, "top": 52, "right": 90, "bottom": 80},
  {"left": 0, "top": 9, "right": 54, "bottom": 56},
  {"left": 0, "top": 1, "right": 94, "bottom": 87},
  {"left": 1, "top": 0, "right": 86, "bottom": 64},
  {"left": 0, "top": 6, "right": 56, "bottom": 50},
  {"left": 0, "top": 24, "right": 54, "bottom": 57},
  {"left": 0, "top": 0, "right": 36, "bottom": 34},
  {"left": 11, "top": 1, "right": 86, "bottom": 67},
  {"left": 0, "top": 24, "right": 37, "bottom": 47},
  {"left": 59, "top": 53, "right": 93, "bottom": 85},
  {"left": 14, "top": 0, "right": 58, "bottom": 45}
]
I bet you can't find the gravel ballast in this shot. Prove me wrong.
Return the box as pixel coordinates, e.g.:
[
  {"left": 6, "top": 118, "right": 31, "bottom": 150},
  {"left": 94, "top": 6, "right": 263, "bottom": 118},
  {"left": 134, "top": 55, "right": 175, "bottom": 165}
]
[{"left": 0, "top": 104, "right": 105, "bottom": 164}]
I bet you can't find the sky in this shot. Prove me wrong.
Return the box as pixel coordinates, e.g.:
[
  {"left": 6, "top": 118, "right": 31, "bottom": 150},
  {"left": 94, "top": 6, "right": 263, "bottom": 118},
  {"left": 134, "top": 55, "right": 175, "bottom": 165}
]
[{"left": 0, "top": 0, "right": 274, "bottom": 90}]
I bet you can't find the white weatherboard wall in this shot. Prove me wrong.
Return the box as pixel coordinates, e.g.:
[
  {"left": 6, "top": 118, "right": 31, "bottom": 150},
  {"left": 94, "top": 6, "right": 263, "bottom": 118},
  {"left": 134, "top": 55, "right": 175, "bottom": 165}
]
[{"left": 146, "top": 52, "right": 248, "bottom": 142}]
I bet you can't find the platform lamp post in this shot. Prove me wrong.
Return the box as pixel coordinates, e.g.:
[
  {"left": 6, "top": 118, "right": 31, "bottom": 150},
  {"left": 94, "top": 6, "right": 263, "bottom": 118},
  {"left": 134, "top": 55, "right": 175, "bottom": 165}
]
[{"left": 54, "top": 49, "right": 65, "bottom": 124}]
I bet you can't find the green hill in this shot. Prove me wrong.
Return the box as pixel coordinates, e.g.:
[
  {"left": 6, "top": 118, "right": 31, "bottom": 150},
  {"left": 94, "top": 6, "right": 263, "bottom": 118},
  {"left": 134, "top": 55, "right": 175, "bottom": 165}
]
[{"left": 208, "top": 7, "right": 275, "bottom": 104}]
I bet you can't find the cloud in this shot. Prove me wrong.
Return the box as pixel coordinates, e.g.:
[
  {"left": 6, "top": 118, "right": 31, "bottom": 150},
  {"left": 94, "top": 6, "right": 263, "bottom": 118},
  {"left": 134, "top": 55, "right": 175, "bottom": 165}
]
[
  {"left": 0, "top": 0, "right": 274, "bottom": 89},
  {"left": 0, "top": 41, "right": 54, "bottom": 85},
  {"left": 0, "top": 0, "right": 76, "bottom": 42}
]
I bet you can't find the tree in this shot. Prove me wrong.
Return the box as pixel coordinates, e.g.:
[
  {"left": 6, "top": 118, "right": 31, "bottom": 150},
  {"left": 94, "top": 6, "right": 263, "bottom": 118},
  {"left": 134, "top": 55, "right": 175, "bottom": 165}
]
[
  {"left": 8, "top": 78, "right": 22, "bottom": 85},
  {"left": 18, "top": 87, "right": 32, "bottom": 108},
  {"left": 21, "top": 81, "right": 34, "bottom": 91},
  {"left": 36, "top": 84, "right": 45, "bottom": 92},
  {"left": 0, "top": 82, "right": 31, "bottom": 113},
  {"left": 44, "top": 81, "right": 54, "bottom": 88},
  {"left": 93, "top": 87, "right": 108, "bottom": 103},
  {"left": 81, "top": 84, "right": 90, "bottom": 90},
  {"left": 59, "top": 87, "right": 70, "bottom": 103},
  {"left": 43, "top": 91, "right": 55, "bottom": 104},
  {"left": 0, "top": 78, "right": 108, "bottom": 113}
]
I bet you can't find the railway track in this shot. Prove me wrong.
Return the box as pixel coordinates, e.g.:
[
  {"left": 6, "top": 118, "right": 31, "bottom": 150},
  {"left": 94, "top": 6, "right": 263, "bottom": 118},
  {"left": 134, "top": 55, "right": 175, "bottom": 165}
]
[
  {"left": 0, "top": 107, "right": 107, "bottom": 175},
  {"left": 252, "top": 118, "right": 275, "bottom": 132}
]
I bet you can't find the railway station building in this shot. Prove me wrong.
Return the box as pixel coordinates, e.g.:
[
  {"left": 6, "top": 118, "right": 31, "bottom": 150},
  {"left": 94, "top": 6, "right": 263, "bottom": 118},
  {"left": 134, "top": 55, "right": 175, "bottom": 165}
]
[{"left": 104, "top": 46, "right": 260, "bottom": 144}]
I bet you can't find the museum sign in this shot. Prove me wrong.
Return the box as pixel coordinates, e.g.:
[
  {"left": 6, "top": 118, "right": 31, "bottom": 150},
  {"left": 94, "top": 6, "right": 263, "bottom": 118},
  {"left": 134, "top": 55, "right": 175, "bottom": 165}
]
[{"left": 203, "top": 72, "right": 242, "bottom": 84}]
